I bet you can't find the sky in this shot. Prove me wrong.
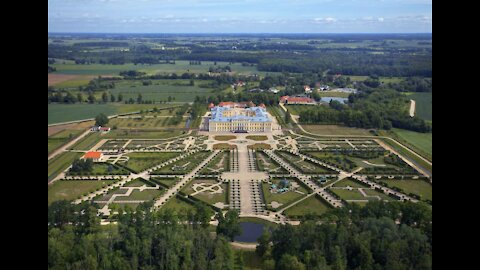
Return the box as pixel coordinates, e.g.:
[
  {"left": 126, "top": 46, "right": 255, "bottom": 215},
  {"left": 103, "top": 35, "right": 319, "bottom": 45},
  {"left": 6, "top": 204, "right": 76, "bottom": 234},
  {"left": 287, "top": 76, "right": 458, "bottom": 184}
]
[{"left": 48, "top": 0, "right": 432, "bottom": 33}]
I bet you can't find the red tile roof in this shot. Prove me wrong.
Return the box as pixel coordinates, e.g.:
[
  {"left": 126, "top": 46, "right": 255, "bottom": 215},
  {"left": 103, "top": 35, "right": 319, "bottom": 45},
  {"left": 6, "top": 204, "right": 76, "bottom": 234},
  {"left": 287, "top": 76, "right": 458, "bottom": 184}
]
[{"left": 84, "top": 151, "right": 102, "bottom": 159}]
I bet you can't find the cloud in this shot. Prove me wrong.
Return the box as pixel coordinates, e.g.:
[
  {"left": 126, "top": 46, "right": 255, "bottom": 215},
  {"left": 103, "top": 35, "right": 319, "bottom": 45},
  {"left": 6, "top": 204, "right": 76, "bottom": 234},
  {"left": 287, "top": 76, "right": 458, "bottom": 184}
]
[
  {"left": 314, "top": 17, "right": 337, "bottom": 24},
  {"left": 378, "top": 17, "right": 384, "bottom": 22}
]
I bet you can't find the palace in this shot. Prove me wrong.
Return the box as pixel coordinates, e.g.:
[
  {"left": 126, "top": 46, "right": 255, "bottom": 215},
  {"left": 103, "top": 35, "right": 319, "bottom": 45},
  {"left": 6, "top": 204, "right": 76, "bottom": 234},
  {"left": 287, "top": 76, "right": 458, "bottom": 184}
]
[{"left": 208, "top": 102, "right": 272, "bottom": 132}]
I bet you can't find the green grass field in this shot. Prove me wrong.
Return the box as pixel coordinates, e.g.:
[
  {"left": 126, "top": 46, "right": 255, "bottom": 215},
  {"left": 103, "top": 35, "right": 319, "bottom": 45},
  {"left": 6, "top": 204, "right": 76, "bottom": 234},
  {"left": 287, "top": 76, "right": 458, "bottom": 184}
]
[
  {"left": 406, "top": 92, "right": 432, "bottom": 121},
  {"left": 159, "top": 196, "right": 197, "bottom": 214},
  {"left": 117, "top": 189, "right": 163, "bottom": 201},
  {"left": 48, "top": 129, "right": 83, "bottom": 154},
  {"left": 262, "top": 182, "right": 306, "bottom": 209},
  {"left": 391, "top": 128, "right": 432, "bottom": 159},
  {"left": 330, "top": 189, "right": 369, "bottom": 200},
  {"left": 302, "top": 124, "right": 372, "bottom": 136},
  {"left": 70, "top": 132, "right": 101, "bottom": 150},
  {"left": 48, "top": 103, "right": 176, "bottom": 124},
  {"left": 332, "top": 178, "right": 369, "bottom": 188},
  {"left": 51, "top": 61, "right": 260, "bottom": 76},
  {"left": 119, "top": 152, "right": 181, "bottom": 173},
  {"left": 48, "top": 180, "right": 115, "bottom": 205},
  {"left": 379, "top": 179, "right": 432, "bottom": 201},
  {"left": 283, "top": 195, "right": 331, "bottom": 217},
  {"left": 48, "top": 152, "right": 83, "bottom": 181},
  {"left": 105, "top": 129, "right": 186, "bottom": 139}
]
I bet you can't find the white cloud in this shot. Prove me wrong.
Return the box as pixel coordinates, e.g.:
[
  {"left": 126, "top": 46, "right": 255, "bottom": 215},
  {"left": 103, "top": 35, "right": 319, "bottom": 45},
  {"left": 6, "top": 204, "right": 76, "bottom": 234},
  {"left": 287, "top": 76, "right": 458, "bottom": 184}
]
[{"left": 378, "top": 17, "right": 384, "bottom": 22}]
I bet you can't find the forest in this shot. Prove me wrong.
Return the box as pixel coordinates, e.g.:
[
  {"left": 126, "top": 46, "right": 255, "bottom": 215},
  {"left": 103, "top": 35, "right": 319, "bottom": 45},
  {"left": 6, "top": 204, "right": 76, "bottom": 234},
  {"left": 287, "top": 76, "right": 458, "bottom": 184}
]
[{"left": 48, "top": 200, "right": 431, "bottom": 270}]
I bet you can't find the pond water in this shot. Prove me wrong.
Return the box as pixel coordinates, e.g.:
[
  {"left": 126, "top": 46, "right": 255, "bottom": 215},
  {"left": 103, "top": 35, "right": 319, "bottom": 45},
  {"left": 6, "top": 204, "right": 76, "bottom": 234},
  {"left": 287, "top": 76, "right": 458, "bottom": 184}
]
[
  {"left": 234, "top": 222, "right": 265, "bottom": 243},
  {"left": 320, "top": 97, "right": 348, "bottom": 103}
]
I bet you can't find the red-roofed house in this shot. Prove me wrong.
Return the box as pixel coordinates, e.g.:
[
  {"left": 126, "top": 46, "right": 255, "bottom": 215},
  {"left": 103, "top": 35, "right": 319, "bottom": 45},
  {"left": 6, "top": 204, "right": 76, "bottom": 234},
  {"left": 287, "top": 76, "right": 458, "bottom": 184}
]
[
  {"left": 259, "top": 103, "right": 266, "bottom": 108},
  {"left": 280, "top": 96, "right": 316, "bottom": 105},
  {"left": 208, "top": 103, "right": 215, "bottom": 109},
  {"left": 100, "top": 127, "right": 111, "bottom": 132},
  {"left": 304, "top": 85, "right": 312, "bottom": 94},
  {"left": 83, "top": 151, "right": 102, "bottom": 162},
  {"left": 218, "top": 101, "right": 255, "bottom": 108}
]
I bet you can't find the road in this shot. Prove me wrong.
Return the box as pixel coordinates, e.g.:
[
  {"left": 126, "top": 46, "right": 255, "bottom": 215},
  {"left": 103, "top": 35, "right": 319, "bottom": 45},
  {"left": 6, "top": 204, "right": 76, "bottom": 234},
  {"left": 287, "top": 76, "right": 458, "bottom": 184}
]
[
  {"left": 409, "top": 99, "right": 416, "bottom": 117},
  {"left": 48, "top": 129, "right": 91, "bottom": 160}
]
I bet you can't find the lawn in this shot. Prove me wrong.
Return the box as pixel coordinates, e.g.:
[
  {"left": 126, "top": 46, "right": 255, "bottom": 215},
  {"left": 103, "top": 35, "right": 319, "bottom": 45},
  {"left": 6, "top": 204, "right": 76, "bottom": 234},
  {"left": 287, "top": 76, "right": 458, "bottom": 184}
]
[
  {"left": 150, "top": 177, "right": 180, "bottom": 188},
  {"left": 363, "top": 189, "right": 395, "bottom": 201},
  {"left": 70, "top": 132, "right": 102, "bottom": 150},
  {"left": 247, "top": 143, "right": 272, "bottom": 150},
  {"left": 391, "top": 128, "right": 432, "bottom": 160},
  {"left": 302, "top": 125, "right": 372, "bottom": 136},
  {"left": 117, "top": 189, "right": 163, "bottom": 201},
  {"left": 68, "top": 163, "right": 130, "bottom": 176},
  {"left": 214, "top": 135, "right": 236, "bottom": 141},
  {"left": 283, "top": 195, "right": 331, "bottom": 217},
  {"left": 103, "top": 129, "right": 185, "bottom": 139},
  {"left": 48, "top": 152, "right": 83, "bottom": 181},
  {"left": 159, "top": 196, "right": 197, "bottom": 214},
  {"left": 109, "top": 116, "right": 187, "bottom": 129},
  {"left": 332, "top": 178, "right": 369, "bottom": 188},
  {"left": 192, "top": 183, "right": 228, "bottom": 205},
  {"left": 153, "top": 151, "right": 212, "bottom": 174},
  {"left": 119, "top": 152, "right": 181, "bottom": 173},
  {"left": 262, "top": 181, "right": 307, "bottom": 209},
  {"left": 246, "top": 135, "right": 268, "bottom": 141},
  {"left": 48, "top": 180, "right": 115, "bottom": 205},
  {"left": 379, "top": 179, "right": 432, "bottom": 201},
  {"left": 330, "top": 189, "right": 369, "bottom": 200}
]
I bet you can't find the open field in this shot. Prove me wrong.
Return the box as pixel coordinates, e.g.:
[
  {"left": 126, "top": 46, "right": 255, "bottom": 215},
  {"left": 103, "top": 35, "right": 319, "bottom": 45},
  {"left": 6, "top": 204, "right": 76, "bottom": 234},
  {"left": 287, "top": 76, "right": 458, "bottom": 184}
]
[
  {"left": 330, "top": 189, "right": 370, "bottom": 200},
  {"left": 332, "top": 178, "right": 370, "bottom": 188},
  {"left": 48, "top": 152, "right": 83, "bottom": 181},
  {"left": 391, "top": 128, "right": 432, "bottom": 159},
  {"left": 302, "top": 125, "right": 372, "bottom": 136},
  {"left": 318, "top": 91, "right": 350, "bottom": 98},
  {"left": 378, "top": 179, "right": 432, "bottom": 201},
  {"left": 109, "top": 79, "right": 214, "bottom": 102},
  {"left": 48, "top": 74, "right": 96, "bottom": 87},
  {"left": 48, "top": 121, "right": 94, "bottom": 136},
  {"left": 283, "top": 195, "right": 331, "bottom": 217},
  {"left": 48, "top": 180, "right": 116, "bottom": 205},
  {"left": 214, "top": 135, "right": 236, "bottom": 141},
  {"left": 51, "top": 61, "right": 260, "bottom": 76},
  {"left": 48, "top": 129, "right": 83, "bottom": 154},
  {"left": 48, "top": 103, "right": 177, "bottom": 124},
  {"left": 406, "top": 92, "right": 432, "bottom": 121}
]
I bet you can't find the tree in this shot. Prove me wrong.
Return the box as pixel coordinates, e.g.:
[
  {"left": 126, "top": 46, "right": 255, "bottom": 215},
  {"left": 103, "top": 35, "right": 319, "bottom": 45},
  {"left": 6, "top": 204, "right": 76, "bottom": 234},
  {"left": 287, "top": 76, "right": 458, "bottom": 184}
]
[
  {"left": 190, "top": 79, "right": 195, "bottom": 86},
  {"left": 87, "top": 93, "right": 96, "bottom": 104},
  {"left": 77, "top": 92, "right": 84, "bottom": 103},
  {"left": 102, "top": 92, "right": 109, "bottom": 103},
  {"left": 117, "top": 93, "right": 123, "bottom": 102},
  {"left": 137, "top": 93, "right": 143, "bottom": 104},
  {"left": 110, "top": 94, "right": 116, "bottom": 102},
  {"left": 278, "top": 254, "right": 306, "bottom": 270},
  {"left": 95, "top": 113, "right": 109, "bottom": 126},
  {"left": 216, "top": 210, "right": 241, "bottom": 241}
]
